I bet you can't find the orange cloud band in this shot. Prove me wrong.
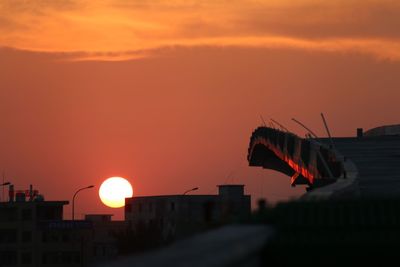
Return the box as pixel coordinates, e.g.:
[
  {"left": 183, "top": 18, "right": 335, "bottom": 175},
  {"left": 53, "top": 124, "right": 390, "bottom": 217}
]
[{"left": 1, "top": 0, "right": 399, "bottom": 61}]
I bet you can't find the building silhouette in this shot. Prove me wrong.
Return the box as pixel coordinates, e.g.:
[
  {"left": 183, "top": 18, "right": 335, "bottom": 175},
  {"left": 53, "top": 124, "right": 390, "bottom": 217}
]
[
  {"left": 125, "top": 185, "right": 251, "bottom": 241},
  {"left": 0, "top": 184, "right": 250, "bottom": 266},
  {"left": 0, "top": 199, "right": 93, "bottom": 266}
]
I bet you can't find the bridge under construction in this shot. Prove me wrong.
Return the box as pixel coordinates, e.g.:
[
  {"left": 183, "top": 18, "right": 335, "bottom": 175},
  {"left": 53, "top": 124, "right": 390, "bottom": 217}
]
[{"left": 248, "top": 123, "right": 400, "bottom": 198}]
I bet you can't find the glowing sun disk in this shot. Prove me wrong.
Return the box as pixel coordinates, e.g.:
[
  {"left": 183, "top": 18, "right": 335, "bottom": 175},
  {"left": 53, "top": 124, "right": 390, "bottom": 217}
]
[{"left": 99, "top": 177, "right": 133, "bottom": 208}]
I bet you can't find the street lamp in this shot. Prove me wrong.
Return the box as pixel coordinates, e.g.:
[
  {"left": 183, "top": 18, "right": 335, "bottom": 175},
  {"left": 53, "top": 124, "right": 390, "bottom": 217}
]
[
  {"left": 72, "top": 185, "right": 94, "bottom": 221},
  {"left": 183, "top": 187, "right": 199, "bottom": 195}
]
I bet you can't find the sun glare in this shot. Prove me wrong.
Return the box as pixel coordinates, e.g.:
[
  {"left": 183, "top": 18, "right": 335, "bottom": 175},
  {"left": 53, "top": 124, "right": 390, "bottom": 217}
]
[{"left": 99, "top": 177, "right": 133, "bottom": 208}]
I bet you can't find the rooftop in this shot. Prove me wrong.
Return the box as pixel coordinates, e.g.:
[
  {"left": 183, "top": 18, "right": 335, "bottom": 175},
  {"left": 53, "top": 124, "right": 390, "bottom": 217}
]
[{"left": 0, "top": 200, "right": 69, "bottom": 206}]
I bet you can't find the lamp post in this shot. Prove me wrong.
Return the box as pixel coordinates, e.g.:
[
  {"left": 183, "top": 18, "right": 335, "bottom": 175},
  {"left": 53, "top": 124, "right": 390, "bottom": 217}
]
[
  {"left": 183, "top": 187, "right": 199, "bottom": 195},
  {"left": 72, "top": 185, "right": 94, "bottom": 221}
]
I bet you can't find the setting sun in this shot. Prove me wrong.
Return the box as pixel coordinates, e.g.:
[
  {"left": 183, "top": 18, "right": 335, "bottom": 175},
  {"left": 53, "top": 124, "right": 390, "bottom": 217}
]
[{"left": 99, "top": 177, "right": 133, "bottom": 208}]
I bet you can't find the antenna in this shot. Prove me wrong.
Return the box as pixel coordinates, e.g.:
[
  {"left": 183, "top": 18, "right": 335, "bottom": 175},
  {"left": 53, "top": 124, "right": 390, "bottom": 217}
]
[
  {"left": 269, "top": 119, "right": 280, "bottom": 129},
  {"left": 259, "top": 115, "right": 267, "bottom": 127},
  {"left": 292, "top": 118, "right": 319, "bottom": 139},
  {"left": 269, "top": 121, "right": 275, "bottom": 128},
  {"left": 271, "top": 118, "right": 290, "bottom": 132},
  {"left": 321, "top": 113, "right": 335, "bottom": 149}
]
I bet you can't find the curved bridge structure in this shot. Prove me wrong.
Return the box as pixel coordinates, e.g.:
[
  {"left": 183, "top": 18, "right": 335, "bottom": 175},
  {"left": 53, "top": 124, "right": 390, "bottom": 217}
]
[
  {"left": 248, "top": 127, "right": 344, "bottom": 190},
  {"left": 248, "top": 125, "right": 400, "bottom": 197}
]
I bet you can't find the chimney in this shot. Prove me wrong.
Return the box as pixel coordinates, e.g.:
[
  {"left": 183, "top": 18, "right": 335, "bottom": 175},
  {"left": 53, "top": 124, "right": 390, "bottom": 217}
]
[{"left": 357, "top": 128, "right": 363, "bottom": 139}]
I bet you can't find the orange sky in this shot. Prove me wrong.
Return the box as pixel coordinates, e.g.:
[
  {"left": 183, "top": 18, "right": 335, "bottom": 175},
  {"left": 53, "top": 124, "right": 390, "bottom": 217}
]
[{"left": 1, "top": 1, "right": 400, "bottom": 219}]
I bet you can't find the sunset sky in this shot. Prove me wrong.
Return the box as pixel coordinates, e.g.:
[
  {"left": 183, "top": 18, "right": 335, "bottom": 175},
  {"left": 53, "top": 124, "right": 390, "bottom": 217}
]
[{"left": 1, "top": 0, "right": 399, "bottom": 219}]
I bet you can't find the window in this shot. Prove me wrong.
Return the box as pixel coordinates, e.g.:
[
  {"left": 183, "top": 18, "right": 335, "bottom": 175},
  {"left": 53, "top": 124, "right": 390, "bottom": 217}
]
[
  {"left": 62, "top": 233, "right": 70, "bottom": 243},
  {"left": 43, "top": 252, "right": 76, "bottom": 265},
  {"left": 149, "top": 219, "right": 154, "bottom": 226},
  {"left": 149, "top": 203, "right": 153, "bottom": 212},
  {"left": 0, "top": 207, "right": 17, "bottom": 221},
  {"left": 22, "top": 231, "right": 32, "bottom": 243},
  {"left": 21, "top": 252, "right": 32, "bottom": 264},
  {"left": 61, "top": 252, "right": 72, "bottom": 264},
  {"left": 42, "top": 231, "right": 59, "bottom": 243},
  {"left": 21, "top": 209, "right": 32, "bottom": 221},
  {"left": 0, "top": 251, "right": 17, "bottom": 265},
  {"left": 170, "top": 202, "right": 175, "bottom": 211},
  {"left": 0, "top": 229, "right": 17, "bottom": 243},
  {"left": 74, "top": 252, "right": 81, "bottom": 264},
  {"left": 138, "top": 203, "right": 142, "bottom": 213},
  {"left": 203, "top": 201, "right": 215, "bottom": 222}
]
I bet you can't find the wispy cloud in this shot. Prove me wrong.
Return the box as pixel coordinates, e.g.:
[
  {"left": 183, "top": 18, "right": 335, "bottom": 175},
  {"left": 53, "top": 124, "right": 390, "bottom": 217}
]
[{"left": 1, "top": 0, "right": 399, "bottom": 60}]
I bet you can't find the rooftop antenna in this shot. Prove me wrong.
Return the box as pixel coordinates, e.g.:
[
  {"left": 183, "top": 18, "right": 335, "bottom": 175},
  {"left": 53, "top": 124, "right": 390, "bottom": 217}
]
[
  {"left": 292, "top": 118, "right": 319, "bottom": 139},
  {"left": 321, "top": 113, "right": 335, "bottom": 149},
  {"left": 259, "top": 115, "right": 267, "bottom": 127},
  {"left": 269, "top": 119, "right": 279, "bottom": 129},
  {"left": 269, "top": 121, "right": 276, "bottom": 128},
  {"left": 271, "top": 118, "right": 290, "bottom": 132}
]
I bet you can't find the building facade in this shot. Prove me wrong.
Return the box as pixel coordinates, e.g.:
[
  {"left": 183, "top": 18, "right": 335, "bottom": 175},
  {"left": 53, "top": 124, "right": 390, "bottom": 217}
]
[
  {"left": 124, "top": 185, "right": 251, "bottom": 241},
  {"left": 84, "top": 214, "right": 127, "bottom": 265},
  {"left": 0, "top": 199, "right": 126, "bottom": 266},
  {"left": 0, "top": 185, "right": 250, "bottom": 265},
  {"left": 0, "top": 200, "right": 94, "bottom": 266}
]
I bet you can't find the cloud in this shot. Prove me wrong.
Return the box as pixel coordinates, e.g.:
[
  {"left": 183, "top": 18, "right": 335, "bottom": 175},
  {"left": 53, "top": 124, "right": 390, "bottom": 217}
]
[{"left": 1, "top": 0, "right": 400, "bottom": 60}]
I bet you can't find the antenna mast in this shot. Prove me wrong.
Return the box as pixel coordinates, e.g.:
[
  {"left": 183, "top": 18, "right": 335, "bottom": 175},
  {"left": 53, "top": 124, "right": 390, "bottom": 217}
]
[
  {"left": 271, "top": 119, "right": 290, "bottom": 132},
  {"left": 259, "top": 115, "right": 267, "bottom": 127},
  {"left": 292, "top": 118, "right": 319, "bottom": 139},
  {"left": 321, "top": 113, "right": 335, "bottom": 149}
]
